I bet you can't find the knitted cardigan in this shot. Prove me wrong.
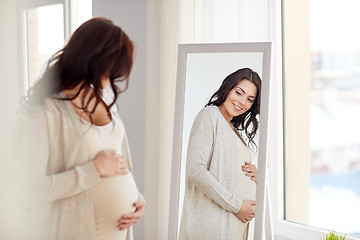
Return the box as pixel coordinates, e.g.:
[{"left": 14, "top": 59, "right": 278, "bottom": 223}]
[
  {"left": 21, "top": 95, "right": 141, "bottom": 240},
  {"left": 179, "top": 106, "right": 251, "bottom": 240}
]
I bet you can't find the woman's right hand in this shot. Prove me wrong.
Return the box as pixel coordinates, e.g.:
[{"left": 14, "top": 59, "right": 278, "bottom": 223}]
[
  {"left": 235, "top": 200, "right": 256, "bottom": 223},
  {"left": 93, "top": 150, "right": 129, "bottom": 177}
]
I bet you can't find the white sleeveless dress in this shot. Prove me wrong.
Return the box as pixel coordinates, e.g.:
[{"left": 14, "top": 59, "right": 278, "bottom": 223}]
[
  {"left": 83, "top": 117, "right": 138, "bottom": 240},
  {"left": 231, "top": 139, "right": 256, "bottom": 240}
]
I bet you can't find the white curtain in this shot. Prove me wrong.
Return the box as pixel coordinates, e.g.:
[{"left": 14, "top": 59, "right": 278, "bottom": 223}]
[{"left": 144, "top": 0, "right": 194, "bottom": 239}]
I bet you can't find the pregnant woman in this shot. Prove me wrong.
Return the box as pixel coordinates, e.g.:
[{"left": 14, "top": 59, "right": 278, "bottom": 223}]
[
  {"left": 179, "top": 68, "right": 261, "bottom": 240},
  {"left": 21, "top": 17, "right": 145, "bottom": 240}
]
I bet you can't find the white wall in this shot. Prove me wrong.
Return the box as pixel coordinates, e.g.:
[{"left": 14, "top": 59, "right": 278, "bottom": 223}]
[
  {"left": 92, "top": 0, "right": 147, "bottom": 239},
  {"left": 0, "top": 0, "right": 24, "bottom": 238}
]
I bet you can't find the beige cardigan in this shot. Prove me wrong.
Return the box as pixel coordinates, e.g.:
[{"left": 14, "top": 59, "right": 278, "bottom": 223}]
[
  {"left": 179, "top": 106, "right": 250, "bottom": 240},
  {"left": 21, "top": 95, "right": 141, "bottom": 240}
]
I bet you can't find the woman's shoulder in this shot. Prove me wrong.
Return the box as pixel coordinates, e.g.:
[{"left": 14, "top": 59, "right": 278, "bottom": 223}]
[
  {"left": 197, "top": 105, "right": 221, "bottom": 118},
  {"left": 21, "top": 97, "right": 63, "bottom": 128},
  {"left": 29, "top": 94, "right": 71, "bottom": 122},
  {"left": 23, "top": 97, "right": 59, "bottom": 117},
  {"left": 42, "top": 95, "right": 66, "bottom": 112},
  {"left": 193, "top": 106, "right": 221, "bottom": 126}
]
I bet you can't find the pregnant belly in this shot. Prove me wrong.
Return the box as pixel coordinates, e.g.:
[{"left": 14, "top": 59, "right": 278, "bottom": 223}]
[
  {"left": 92, "top": 173, "right": 138, "bottom": 234},
  {"left": 237, "top": 176, "right": 256, "bottom": 201},
  {"left": 231, "top": 175, "right": 256, "bottom": 240}
]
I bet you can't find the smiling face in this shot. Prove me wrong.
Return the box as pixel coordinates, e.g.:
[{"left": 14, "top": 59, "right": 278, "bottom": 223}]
[{"left": 218, "top": 79, "right": 258, "bottom": 123}]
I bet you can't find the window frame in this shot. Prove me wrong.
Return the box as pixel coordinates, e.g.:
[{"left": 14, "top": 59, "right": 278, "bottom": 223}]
[{"left": 18, "top": 0, "right": 71, "bottom": 95}]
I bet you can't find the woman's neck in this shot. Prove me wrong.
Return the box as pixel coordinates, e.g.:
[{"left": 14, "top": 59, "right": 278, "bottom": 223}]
[{"left": 62, "top": 81, "right": 112, "bottom": 126}]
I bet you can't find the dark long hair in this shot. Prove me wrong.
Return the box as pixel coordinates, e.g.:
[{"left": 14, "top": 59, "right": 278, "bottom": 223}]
[
  {"left": 205, "top": 68, "right": 262, "bottom": 148},
  {"left": 22, "top": 17, "right": 134, "bottom": 120}
]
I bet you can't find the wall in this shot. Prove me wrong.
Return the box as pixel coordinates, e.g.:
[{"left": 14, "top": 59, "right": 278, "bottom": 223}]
[{"left": 0, "top": 0, "right": 24, "bottom": 238}]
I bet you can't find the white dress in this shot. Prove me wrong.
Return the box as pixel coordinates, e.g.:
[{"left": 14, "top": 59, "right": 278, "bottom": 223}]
[
  {"left": 83, "top": 117, "right": 139, "bottom": 240},
  {"left": 230, "top": 138, "right": 256, "bottom": 240},
  {"left": 85, "top": 86, "right": 139, "bottom": 240}
]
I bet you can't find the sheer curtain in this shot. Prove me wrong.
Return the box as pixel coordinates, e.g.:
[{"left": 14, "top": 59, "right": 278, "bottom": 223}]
[{"left": 145, "top": 0, "right": 194, "bottom": 239}]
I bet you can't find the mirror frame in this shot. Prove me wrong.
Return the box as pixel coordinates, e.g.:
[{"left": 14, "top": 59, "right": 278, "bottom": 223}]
[{"left": 168, "top": 42, "right": 272, "bottom": 239}]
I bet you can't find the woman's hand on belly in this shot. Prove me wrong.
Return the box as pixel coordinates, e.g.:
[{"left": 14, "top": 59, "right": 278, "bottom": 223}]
[
  {"left": 117, "top": 200, "right": 146, "bottom": 230},
  {"left": 93, "top": 149, "right": 130, "bottom": 177},
  {"left": 242, "top": 162, "right": 257, "bottom": 184},
  {"left": 235, "top": 200, "right": 256, "bottom": 223}
]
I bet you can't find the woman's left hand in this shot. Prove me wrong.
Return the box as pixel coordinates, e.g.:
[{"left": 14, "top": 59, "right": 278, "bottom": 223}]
[
  {"left": 117, "top": 200, "right": 146, "bottom": 230},
  {"left": 242, "top": 162, "right": 257, "bottom": 184}
]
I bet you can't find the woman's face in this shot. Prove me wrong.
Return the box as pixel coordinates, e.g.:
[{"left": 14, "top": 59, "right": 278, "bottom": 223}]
[{"left": 219, "top": 79, "right": 258, "bottom": 121}]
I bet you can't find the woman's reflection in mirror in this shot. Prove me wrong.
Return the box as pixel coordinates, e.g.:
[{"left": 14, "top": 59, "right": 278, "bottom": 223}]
[{"left": 179, "top": 68, "right": 261, "bottom": 240}]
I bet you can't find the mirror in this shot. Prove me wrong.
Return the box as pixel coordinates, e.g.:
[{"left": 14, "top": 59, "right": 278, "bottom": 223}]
[{"left": 168, "top": 42, "right": 272, "bottom": 239}]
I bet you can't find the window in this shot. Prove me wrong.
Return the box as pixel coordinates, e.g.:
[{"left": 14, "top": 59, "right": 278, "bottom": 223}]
[
  {"left": 19, "top": 0, "right": 92, "bottom": 94},
  {"left": 281, "top": 0, "right": 360, "bottom": 238},
  {"left": 21, "top": 3, "right": 65, "bottom": 92}
]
